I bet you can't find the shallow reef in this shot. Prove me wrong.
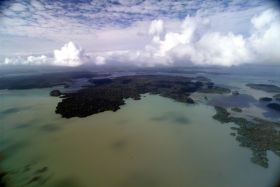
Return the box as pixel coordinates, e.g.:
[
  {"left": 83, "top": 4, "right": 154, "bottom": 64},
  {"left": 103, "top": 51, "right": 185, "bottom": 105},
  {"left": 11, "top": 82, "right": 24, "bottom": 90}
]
[
  {"left": 259, "top": 97, "right": 273, "bottom": 102},
  {"left": 267, "top": 103, "right": 280, "bottom": 112},
  {"left": 55, "top": 75, "right": 230, "bottom": 118},
  {"left": 2, "top": 162, "right": 52, "bottom": 187},
  {"left": 213, "top": 106, "right": 280, "bottom": 168},
  {"left": 231, "top": 107, "right": 242, "bottom": 112}
]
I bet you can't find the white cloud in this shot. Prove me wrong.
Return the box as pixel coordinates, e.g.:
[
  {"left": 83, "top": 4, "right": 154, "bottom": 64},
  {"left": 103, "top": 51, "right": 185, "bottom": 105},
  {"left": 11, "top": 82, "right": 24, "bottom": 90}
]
[
  {"left": 149, "top": 20, "right": 164, "bottom": 36},
  {"left": 95, "top": 56, "right": 106, "bottom": 65},
  {"left": 53, "top": 41, "right": 89, "bottom": 67},
  {"left": 1, "top": 42, "right": 91, "bottom": 67},
  {"left": 26, "top": 55, "right": 48, "bottom": 65},
  {"left": 1, "top": 55, "right": 48, "bottom": 65},
  {"left": 187, "top": 32, "right": 251, "bottom": 66},
  {"left": 30, "top": 0, "right": 45, "bottom": 11},
  {"left": 249, "top": 9, "right": 280, "bottom": 63},
  {"left": 251, "top": 9, "right": 277, "bottom": 29},
  {"left": 143, "top": 16, "right": 253, "bottom": 66}
]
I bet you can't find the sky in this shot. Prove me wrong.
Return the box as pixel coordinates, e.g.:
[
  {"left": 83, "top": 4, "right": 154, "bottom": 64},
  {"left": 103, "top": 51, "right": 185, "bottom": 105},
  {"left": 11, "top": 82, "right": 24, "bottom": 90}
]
[{"left": 0, "top": 0, "right": 280, "bottom": 67}]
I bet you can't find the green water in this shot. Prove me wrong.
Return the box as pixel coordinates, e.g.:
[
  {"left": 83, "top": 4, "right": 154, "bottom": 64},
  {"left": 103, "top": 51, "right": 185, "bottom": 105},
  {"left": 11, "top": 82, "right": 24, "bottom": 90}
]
[{"left": 0, "top": 89, "right": 280, "bottom": 187}]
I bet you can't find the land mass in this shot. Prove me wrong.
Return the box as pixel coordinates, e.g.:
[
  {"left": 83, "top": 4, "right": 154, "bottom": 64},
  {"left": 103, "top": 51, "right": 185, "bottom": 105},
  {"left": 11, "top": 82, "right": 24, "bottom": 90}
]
[
  {"left": 55, "top": 75, "right": 230, "bottom": 118},
  {"left": 0, "top": 71, "right": 103, "bottom": 90}
]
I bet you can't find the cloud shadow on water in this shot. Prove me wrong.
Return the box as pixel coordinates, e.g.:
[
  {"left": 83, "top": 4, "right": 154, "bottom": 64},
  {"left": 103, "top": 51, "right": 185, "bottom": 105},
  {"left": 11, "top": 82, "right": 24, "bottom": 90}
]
[
  {"left": 151, "top": 112, "right": 189, "bottom": 125},
  {"left": 40, "top": 123, "right": 61, "bottom": 133}
]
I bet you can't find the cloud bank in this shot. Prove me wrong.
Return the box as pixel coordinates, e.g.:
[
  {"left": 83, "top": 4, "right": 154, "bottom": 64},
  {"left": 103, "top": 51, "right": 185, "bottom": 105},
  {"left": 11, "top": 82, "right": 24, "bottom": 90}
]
[
  {"left": 2, "top": 55, "right": 48, "bottom": 65},
  {"left": 1, "top": 41, "right": 92, "bottom": 67}
]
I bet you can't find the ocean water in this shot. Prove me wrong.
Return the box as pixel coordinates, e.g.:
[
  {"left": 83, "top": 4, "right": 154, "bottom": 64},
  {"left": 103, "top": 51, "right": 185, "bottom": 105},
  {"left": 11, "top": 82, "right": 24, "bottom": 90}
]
[{"left": 0, "top": 87, "right": 280, "bottom": 187}]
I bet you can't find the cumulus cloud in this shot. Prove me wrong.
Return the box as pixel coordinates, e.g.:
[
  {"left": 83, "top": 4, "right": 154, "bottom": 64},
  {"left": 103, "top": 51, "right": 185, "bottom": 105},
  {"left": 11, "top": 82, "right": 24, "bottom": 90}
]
[
  {"left": 142, "top": 16, "right": 251, "bottom": 66},
  {"left": 169, "top": 8, "right": 280, "bottom": 66},
  {"left": 53, "top": 41, "right": 89, "bottom": 67},
  {"left": 100, "top": 8, "right": 280, "bottom": 67},
  {"left": 249, "top": 9, "right": 280, "bottom": 63}
]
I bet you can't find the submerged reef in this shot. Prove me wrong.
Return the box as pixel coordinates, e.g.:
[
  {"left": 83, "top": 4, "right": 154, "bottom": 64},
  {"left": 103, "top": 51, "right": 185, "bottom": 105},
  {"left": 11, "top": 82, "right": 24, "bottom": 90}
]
[
  {"left": 267, "top": 103, "right": 280, "bottom": 112},
  {"left": 231, "top": 107, "right": 242, "bottom": 112},
  {"left": 0, "top": 153, "right": 7, "bottom": 187},
  {"left": 0, "top": 170, "right": 6, "bottom": 187},
  {"left": 208, "top": 94, "right": 256, "bottom": 108},
  {"left": 50, "top": 90, "right": 61, "bottom": 97},
  {"left": 55, "top": 75, "right": 230, "bottom": 118},
  {"left": 213, "top": 106, "right": 280, "bottom": 168},
  {"left": 246, "top": 83, "right": 280, "bottom": 93},
  {"left": 259, "top": 97, "right": 273, "bottom": 102},
  {"left": 274, "top": 94, "right": 280, "bottom": 101}
]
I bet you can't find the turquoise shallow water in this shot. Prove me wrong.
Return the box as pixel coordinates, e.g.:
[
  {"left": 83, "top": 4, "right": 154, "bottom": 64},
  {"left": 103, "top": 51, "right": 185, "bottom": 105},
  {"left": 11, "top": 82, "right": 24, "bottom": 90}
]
[{"left": 0, "top": 88, "right": 280, "bottom": 187}]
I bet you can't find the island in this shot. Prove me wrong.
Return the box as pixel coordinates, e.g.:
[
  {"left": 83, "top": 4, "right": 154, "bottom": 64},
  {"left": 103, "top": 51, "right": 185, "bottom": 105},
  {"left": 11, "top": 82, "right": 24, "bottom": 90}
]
[{"left": 55, "top": 75, "right": 230, "bottom": 118}]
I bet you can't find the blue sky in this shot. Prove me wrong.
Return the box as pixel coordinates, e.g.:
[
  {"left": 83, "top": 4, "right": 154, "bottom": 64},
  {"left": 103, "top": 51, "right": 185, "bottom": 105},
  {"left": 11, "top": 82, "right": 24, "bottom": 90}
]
[{"left": 0, "top": 0, "right": 279, "bottom": 66}]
